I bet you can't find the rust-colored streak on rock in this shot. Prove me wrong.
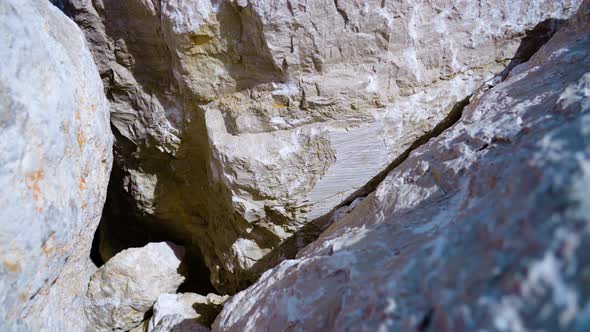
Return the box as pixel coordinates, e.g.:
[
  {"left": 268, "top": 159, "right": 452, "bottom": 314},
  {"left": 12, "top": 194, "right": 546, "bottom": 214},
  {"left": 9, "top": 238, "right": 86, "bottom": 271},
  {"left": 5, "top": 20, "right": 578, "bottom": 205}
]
[
  {"left": 3, "top": 261, "right": 22, "bottom": 274},
  {"left": 25, "top": 168, "right": 44, "bottom": 211}
]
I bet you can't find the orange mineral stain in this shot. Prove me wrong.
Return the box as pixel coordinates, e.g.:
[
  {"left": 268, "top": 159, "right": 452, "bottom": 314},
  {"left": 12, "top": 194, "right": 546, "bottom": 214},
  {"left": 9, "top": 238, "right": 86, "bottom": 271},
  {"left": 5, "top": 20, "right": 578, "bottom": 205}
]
[
  {"left": 25, "top": 168, "right": 44, "bottom": 211},
  {"left": 77, "top": 128, "right": 86, "bottom": 151}
]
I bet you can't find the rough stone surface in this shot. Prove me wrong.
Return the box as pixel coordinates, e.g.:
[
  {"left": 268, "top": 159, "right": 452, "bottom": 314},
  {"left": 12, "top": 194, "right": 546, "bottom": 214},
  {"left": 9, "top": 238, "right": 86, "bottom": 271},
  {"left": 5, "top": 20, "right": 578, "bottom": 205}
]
[
  {"left": 151, "top": 315, "right": 210, "bottom": 332},
  {"left": 146, "top": 292, "right": 229, "bottom": 331},
  {"left": 214, "top": 3, "right": 590, "bottom": 331},
  {"left": 86, "top": 242, "right": 187, "bottom": 331},
  {"left": 0, "top": 0, "right": 113, "bottom": 330},
  {"left": 59, "top": 0, "right": 583, "bottom": 293}
]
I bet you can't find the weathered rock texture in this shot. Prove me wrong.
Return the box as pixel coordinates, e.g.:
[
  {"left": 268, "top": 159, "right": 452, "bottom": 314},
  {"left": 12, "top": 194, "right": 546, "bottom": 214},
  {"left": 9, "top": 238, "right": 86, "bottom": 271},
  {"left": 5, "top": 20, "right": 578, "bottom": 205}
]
[
  {"left": 215, "top": 2, "right": 590, "bottom": 331},
  {"left": 0, "top": 0, "right": 113, "bottom": 330},
  {"left": 147, "top": 292, "right": 229, "bottom": 331},
  {"left": 59, "top": 0, "right": 583, "bottom": 293},
  {"left": 150, "top": 316, "right": 209, "bottom": 332},
  {"left": 86, "top": 242, "right": 186, "bottom": 331}
]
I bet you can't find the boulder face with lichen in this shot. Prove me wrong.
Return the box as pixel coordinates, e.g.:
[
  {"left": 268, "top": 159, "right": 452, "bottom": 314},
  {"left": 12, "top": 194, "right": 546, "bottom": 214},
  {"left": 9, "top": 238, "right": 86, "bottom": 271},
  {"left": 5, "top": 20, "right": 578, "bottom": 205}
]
[
  {"left": 57, "top": 0, "right": 583, "bottom": 293},
  {"left": 214, "top": 3, "right": 590, "bottom": 330},
  {"left": 0, "top": 0, "right": 113, "bottom": 330}
]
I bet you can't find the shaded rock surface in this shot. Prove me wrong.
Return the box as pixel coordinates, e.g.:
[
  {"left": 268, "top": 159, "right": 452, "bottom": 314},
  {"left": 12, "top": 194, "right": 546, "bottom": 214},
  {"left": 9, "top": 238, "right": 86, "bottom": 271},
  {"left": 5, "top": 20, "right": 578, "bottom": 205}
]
[
  {"left": 86, "top": 242, "right": 186, "bottom": 331},
  {"left": 146, "top": 292, "right": 230, "bottom": 331},
  {"left": 0, "top": 0, "right": 113, "bottom": 330},
  {"left": 214, "top": 2, "right": 590, "bottom": 331},
  {"left": 59, "top": 0, "right": 583, "bottom": 293}
]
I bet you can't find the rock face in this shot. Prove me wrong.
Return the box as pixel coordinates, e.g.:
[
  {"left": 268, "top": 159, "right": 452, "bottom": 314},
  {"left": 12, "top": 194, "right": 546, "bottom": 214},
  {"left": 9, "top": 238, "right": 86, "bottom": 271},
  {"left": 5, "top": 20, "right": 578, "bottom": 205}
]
[
  {"left": 86, "top": 242, "right": 186, "bottom": 331},
  {"left": 59, "top": 0, "right": 583, "bottom": 293},
  {"left": 147, "top": 292, "right": 229, "bottom": 331},
  {"left": 214, "top": 2, "right": 590, "bottom": 331},
  {"left": 0, "top": 0, "right": 112, "bottom": 330}
]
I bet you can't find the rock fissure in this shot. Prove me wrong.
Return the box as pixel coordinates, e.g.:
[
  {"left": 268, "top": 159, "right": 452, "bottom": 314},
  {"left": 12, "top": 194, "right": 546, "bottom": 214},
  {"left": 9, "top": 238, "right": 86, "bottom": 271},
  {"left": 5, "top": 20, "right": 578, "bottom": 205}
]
[
  {"left": 87, "top": 0, "right": 574, "bottom": 296},
  {"left": 2, "top": 0, "right": 587, "bottom": 331}
]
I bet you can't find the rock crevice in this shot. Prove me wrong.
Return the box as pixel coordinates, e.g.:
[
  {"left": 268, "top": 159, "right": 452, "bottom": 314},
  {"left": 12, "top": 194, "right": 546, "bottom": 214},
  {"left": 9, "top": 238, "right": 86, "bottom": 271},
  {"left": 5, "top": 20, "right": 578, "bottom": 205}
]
[{"left": 57, "top": 0, "right": 582, "bottom": 295}]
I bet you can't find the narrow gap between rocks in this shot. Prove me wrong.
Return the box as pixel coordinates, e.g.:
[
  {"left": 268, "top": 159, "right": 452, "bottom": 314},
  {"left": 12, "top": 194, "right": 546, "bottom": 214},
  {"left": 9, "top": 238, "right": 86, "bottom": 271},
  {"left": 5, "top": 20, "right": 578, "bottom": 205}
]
[{"left": 89, "top": 17, "right": 566, "bottom": 299}]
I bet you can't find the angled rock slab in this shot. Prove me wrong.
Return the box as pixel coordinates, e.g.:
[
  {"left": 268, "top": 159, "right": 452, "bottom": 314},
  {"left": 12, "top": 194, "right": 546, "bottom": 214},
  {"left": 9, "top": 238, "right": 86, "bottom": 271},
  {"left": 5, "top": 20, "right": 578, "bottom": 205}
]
[
  {"left": 86, "top": 242, "right": 186, "bottom": 331},
  {"left": 214, "top": 2, "right": 590, "bottom": 331}
]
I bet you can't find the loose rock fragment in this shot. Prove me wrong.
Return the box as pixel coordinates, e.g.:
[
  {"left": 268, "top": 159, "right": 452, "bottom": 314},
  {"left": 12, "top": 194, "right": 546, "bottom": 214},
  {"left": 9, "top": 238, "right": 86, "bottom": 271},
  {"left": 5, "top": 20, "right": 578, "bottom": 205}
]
[{"left": 86, "top": 242, "right": 186, "bottom": 331}]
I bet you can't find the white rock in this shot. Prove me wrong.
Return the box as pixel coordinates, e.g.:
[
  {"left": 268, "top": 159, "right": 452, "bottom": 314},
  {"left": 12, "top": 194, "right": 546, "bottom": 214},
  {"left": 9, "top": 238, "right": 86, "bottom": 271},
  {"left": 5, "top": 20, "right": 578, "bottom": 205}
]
[
  {"left": 86, "top": 242, "right": 187, "bottom": 331},
  {"left": 0, "top": 0, "right": 112, "bottom": 330},
  {"left": 147, "top": 292, "right": 230, "bottom": 331}
]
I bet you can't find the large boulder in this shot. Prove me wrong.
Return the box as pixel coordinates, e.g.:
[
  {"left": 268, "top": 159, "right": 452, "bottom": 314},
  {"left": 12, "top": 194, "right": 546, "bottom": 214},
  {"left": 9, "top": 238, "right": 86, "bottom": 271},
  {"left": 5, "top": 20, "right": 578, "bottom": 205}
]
[
  {"left": 214, "top": 2, "right": 590, "bottom": 331},
  {"left": 0, "top": 0, "right": 112, "bottom": 330},
  {"left": 86, "top": 242, "right": 187, "bottom": 331},
  {"left": 60, "top": 0, "right": 582, "bottom": 292}
]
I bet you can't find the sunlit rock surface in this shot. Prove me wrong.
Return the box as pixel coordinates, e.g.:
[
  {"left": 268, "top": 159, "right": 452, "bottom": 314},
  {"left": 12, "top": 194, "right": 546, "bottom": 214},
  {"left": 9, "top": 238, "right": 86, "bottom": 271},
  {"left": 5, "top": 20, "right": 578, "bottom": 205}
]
[
  {"left": 86, "top": 242, "right": 186, "bottom": 331},
  {"left": 0, "top": 0, "right": 112, "bottom": 330},
  {"left": 58, "top": 0, "right": 583, "bottom": 293},
  {"left": 215, "top": 3, "right": 590, "bottom": 331},
  {"left": 146, "top": 292, "right": 229, "bottom": 331}
]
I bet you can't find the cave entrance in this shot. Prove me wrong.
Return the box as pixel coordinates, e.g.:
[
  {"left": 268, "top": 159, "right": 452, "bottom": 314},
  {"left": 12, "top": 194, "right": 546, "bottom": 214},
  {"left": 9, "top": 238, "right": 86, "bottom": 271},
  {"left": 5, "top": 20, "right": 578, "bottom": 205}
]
[{"left": 90, "top": 161, "right": 215, "bottom": 295}]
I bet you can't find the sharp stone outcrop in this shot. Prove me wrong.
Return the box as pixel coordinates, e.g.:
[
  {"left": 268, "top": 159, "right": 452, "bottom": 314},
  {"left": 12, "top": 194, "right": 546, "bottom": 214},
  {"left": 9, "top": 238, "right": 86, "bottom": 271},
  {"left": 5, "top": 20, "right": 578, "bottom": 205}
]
[
  {"left": 86, "top": 242, "right": 187, "bottom": 331},
  {"left": 0, "top": 0, "right": 113, "bottom": 330},
  {"left": 57, "top": 0, "right": 584, "bottom": 293},
  {"left": 214, "top": 2, "right": 590, "bottom": 330}
]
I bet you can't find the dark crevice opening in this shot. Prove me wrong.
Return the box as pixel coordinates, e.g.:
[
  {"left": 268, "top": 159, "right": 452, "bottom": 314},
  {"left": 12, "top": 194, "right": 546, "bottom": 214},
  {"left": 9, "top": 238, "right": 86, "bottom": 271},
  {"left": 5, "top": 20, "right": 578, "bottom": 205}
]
[
  {"left": 500, "top": 18, "right": 567, "bottom": 79},
  {"left": 91, "top": 134, "right": 215, "bottom": 295},
  {"left": 89, "top": 223, "right": 103, "bottom": 267},
  {"left": 417, "top": 308, "right": 435, "bottom": 332}
]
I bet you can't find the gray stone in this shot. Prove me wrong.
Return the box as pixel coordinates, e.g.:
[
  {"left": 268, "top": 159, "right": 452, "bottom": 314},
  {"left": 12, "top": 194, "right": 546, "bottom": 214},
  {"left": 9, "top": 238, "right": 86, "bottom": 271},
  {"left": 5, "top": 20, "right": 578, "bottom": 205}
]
[
  {"left": 0, "top": 0, "right": 112, "bottom": 330},
  {"left": 86, "top": 242, "right": 186, "bottom": 331},
  {"left": 214, "top": 2, "right": 590, "bottom": 330}
]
